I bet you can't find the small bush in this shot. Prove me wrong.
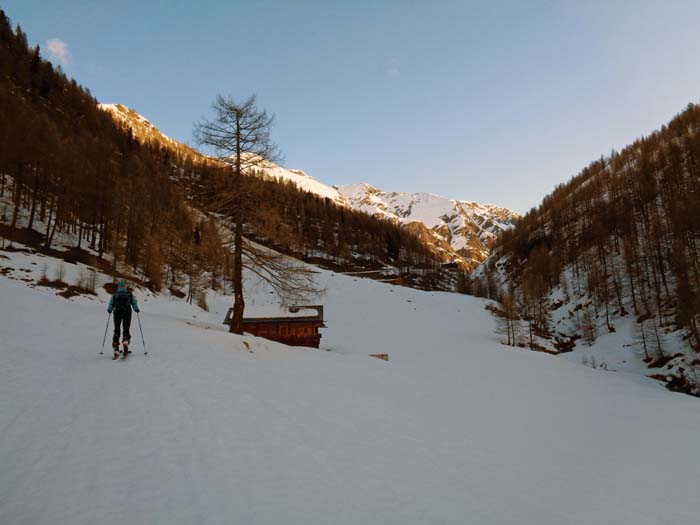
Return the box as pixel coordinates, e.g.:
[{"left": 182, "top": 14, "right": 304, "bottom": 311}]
[
  {"left": 77, "top": 269, "right": 86, "bottom": 288},
  {"left": 87, "top": 270, "right": 97, "bottom": 292},
  {"left": 37, "top": 276, "right": 67, "bottom": 289},
  {"left": 77, "top": 268, "right": 98, "bottom": 293},
  {"left": 197, "top": 292, "right": 209, "bottom": 312},
  {"left": 169, "top": 288, "right": 186, "bottom": 299},
  {"left": 53, "top": 263, "right": 65, "bottom": 283}
]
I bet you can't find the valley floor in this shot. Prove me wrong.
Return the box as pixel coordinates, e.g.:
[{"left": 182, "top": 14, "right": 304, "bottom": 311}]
[{"left": 1, "top": 248, "right": 699, "bottom": 524}]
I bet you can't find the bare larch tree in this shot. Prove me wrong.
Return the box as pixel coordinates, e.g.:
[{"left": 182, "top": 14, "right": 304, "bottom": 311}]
[{"left": 194, "top": 94, "right": 318, "bottom": 333}]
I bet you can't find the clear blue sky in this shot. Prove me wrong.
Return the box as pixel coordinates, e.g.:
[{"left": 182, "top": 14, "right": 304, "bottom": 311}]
[{"left": 6, "top": 0, "right": 700, "bottom": 213}]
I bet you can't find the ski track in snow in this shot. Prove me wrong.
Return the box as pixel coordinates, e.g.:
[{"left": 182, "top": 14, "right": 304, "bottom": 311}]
[{"left": 1, "top": 253, "right": 700, "bottom": 525}]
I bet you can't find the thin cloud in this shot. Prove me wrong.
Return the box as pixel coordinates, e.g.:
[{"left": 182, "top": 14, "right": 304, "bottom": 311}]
[
  {"left": 46, "top": 38, "right": 70, "bottom": 66},
  {"left": 386, "top": 58, "right": 401, "bottom": 79},
  {"left": 387, "top": 67, "right": 401, "bottom": 79}
]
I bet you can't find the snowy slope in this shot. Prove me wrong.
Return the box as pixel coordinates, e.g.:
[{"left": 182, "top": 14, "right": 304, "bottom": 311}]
[
  {"left": 1, "top": 247, "right": 699, "bottom": 525},
  {"left": 337, "top": 183, "right": 518, "bottom": 270},
  {"left": 252, "top": 161, "right": 347, "bottom": 206},
  {"left": 475, "top": 254, "right": 700, "bottom": 394}
]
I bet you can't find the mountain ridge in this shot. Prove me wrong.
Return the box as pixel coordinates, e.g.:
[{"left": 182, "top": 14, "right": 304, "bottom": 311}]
[
  {"left": 336, "top": 182, "right": 518, "bottom": 270},
  {"left": 100, "top": 103, "right": 518, "bottom": 270}
]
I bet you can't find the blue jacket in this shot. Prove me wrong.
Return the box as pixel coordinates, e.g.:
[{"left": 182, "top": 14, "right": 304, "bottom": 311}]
[{"left": 108, "top": 290, "right": 140, "bottom": 314}]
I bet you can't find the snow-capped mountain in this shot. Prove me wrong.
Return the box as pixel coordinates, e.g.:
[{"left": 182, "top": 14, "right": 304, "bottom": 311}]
[
  {"left": 336, "top": 184, "right": 519, "bottom": 270},
  {"left": 99, "top": 103, "right": 518, "bottom": 269}
]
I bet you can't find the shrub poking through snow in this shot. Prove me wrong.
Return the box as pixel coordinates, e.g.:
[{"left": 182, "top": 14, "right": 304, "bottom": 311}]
[
  {"left": 53, "top": 263, "right": 65, "bottom": 283},
  {"left": 197, "top": 292, "right": 209, "bottom": 312},
  {"left": 78, "top": 268, "right": 97, "bottom": 293}
]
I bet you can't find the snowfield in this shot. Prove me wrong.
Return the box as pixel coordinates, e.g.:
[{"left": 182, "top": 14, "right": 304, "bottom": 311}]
[{"left": 1, "top": 248, "right": 699, "bottom": 525}]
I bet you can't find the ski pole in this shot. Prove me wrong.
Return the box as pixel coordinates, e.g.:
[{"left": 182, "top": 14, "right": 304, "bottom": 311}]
[
  {"left": 100, "top": 313, "right": 111, "bottom": 355},
  {"left": 137, "top": 312, "right": 147, "bottom": 355}
]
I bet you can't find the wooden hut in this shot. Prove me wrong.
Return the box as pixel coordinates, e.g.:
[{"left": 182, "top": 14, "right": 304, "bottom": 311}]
[{"left": 224, "top": 305, "right": 326, "bottom": 348}]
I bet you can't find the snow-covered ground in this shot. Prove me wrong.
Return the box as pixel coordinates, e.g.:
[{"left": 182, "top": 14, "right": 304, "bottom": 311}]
[
  {"left": 477, "top": 255, "right": 700, "bottom": 392},
  {"left": 1, "top": 247, "right": 699, "bottom": 525}
]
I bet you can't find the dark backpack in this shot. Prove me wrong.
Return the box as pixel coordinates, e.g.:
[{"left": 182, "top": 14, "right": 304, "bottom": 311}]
[{"left": 114, "top": 291, "right": 132, "bottom": 315}]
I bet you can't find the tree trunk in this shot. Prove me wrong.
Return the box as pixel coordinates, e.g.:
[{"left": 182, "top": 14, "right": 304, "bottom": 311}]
[
  {"left": 230, "top": 217, "right": 245, "bottom": 334},
  {"left": 27, "top": 162, "right": 40, "bottom": 231},
  {"left": 640, "top": 321, "right": 650, "bottom": 360},
  {"left": 10, "top": 168, "right": 22, "bottom": 234},
  {"left": 652, "top": 319, "right": 664, "bottom": 358},
  {"left": 46, "top": 209, "right": 59, "bottom": 249},
  {"left": 44, "top": 195, "right": 55, "bottom": 246},
  {"left": 230, "top": 125, "right": 245, "bottom": 334}
]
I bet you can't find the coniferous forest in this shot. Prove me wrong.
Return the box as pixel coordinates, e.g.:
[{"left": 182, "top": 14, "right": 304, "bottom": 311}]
[
  {"left": 477, "top": 101, "right": 700, "bottom": 388},
  {"left": 0, "top": 10, "right": 448, "bottom": 297}
]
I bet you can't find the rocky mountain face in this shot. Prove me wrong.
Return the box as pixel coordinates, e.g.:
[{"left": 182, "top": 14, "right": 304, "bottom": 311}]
[
  {"left": 336, "top": 184, "right": 519, "bottom": 271},
  {"left": 100, "top": 103, "right": 518, "bottom": 270}
]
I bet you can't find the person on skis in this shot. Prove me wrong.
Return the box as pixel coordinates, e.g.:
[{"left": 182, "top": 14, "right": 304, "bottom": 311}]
[{"left": 108, "top": 280, "right": 140, "bottom": 358}]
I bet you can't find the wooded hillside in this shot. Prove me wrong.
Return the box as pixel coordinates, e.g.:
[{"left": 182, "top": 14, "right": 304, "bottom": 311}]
[
  {"left": 0, "top": 10, "right": 450, "bottom": 295},
  {"left": 479, "top": 101, "right": 700, "bottom": 389}
]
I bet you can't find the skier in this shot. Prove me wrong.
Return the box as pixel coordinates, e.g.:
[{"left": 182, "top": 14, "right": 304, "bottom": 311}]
[{"left": 108, "top": 280, "right": 140, "bottom": 359}]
